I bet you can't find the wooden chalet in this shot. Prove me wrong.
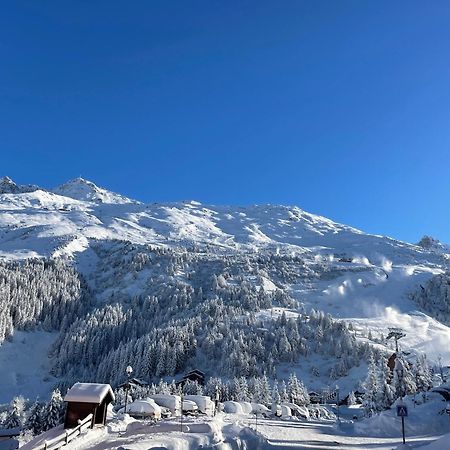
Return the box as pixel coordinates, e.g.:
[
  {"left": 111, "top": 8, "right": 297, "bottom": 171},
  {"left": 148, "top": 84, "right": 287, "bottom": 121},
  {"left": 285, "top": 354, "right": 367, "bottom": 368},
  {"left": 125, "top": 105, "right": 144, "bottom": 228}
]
[
  {"left": 64, "top": 383, "right": 115, "bottom": 429},
  {"left": 117, "top": 377, "right": 149, "bottom": 390},
  {"left": 177, "top": 369, "right": 206, "bottom": 387}
]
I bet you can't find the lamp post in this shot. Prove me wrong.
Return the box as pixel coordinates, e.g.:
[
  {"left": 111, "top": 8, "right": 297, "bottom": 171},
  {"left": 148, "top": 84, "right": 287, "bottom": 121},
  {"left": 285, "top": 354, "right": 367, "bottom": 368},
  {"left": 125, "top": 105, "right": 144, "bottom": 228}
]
[
  {"left": 335, "top": 385, "right": 340, "bottom": 424},
  {"left": 214, "top": 385, "right": 219, "bottom": 416},
  {"left": 124, "top": 365, "right": 133, "bottom": 415}
]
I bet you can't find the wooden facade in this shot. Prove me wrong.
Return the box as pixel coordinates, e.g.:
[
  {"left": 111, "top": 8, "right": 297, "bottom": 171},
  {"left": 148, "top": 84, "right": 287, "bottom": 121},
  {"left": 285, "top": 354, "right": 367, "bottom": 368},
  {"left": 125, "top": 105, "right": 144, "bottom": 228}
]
[{"left": 64, "top": 383, "right": 114, "bottom": 429}]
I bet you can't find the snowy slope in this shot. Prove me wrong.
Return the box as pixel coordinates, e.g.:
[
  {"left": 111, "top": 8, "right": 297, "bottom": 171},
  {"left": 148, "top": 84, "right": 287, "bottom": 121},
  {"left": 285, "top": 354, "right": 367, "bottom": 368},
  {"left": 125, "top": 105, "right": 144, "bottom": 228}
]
[{"left": 0, "top": 177, "right": 446, "bottom": 263}]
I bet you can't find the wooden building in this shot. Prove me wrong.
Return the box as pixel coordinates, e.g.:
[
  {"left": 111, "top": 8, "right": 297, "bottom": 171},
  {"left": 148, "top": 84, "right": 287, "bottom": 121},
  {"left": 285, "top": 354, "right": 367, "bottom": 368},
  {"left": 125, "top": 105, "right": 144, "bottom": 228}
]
[
  {"left": 180, "top": 369, "right": 206, "bottom": 386},
  {"left": 117, "top": 377, "right": 149, "bottom": 390},
  {"left": 64, "top": 383, "right": 115, "bottom": 429}
]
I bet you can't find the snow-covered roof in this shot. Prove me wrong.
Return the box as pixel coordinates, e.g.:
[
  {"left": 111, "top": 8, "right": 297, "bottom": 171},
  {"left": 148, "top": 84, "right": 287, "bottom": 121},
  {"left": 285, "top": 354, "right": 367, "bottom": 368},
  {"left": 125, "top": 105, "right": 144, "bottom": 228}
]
[{"left": 64, "top": 382, "right": 115, "bottom": 404}]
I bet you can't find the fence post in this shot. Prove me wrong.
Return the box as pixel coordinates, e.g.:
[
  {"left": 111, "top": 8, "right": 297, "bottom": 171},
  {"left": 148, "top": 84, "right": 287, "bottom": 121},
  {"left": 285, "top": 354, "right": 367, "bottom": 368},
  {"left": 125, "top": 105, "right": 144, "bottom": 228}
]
[
  {"left": 65, "top": 430, "right": 69, "bottom": 444},
  {"left": 44, "top": 441, "right": 47, "bottom": 450}
]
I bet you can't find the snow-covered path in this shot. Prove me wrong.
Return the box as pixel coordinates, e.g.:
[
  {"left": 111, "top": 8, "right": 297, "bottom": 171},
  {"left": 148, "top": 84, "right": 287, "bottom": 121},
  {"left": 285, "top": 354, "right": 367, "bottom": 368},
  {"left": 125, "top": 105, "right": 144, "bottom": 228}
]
[
  {"left": 46, "top": 413, "right": 444, "bottom": 450},
  {"left": 236, "top": 416, "right": 440, "bottom": 449}
]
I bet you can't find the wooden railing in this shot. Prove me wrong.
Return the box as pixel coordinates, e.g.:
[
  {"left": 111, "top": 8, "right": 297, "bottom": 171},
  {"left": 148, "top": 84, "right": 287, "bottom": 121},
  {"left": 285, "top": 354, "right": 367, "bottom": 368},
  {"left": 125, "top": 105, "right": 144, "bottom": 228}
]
[{"left": 35, "top": 414, "right": 93, "bottom": 450}]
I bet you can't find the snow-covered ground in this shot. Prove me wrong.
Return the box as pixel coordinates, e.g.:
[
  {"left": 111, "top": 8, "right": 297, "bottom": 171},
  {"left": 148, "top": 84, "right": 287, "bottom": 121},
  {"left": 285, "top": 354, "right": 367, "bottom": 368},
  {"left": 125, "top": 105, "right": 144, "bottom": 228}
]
[
  {"left": 0, "top": 331, "right": 56, "bottom": 404},
  {"left": 21, "top": 407, "right": 449, "bottom": 450}
]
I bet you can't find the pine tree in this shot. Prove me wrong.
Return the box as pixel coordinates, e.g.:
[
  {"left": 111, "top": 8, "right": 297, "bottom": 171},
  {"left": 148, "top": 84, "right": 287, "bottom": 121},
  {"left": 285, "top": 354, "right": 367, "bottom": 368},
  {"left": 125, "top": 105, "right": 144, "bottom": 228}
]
[
  {"left": 377, "top": 357, "right": 395, "bottom": 409},
  {"left": 362, "top": 356, "right": 380, "bottom": 417},
  {"left": 257, "top": 374, "right": 271, "bottom": 405},
  {"left": 183, "top": 380, "right": 203, "bottom": 395},
  {"left": 414, "top": 354, "right": 433, "bottom": 393},
  {"left": 280, "top": 380, "right": 289, "bottom": 403},
  {"left": 25, "top": 400, "right": 44, "bottom": 435},
  {"left": 288, "top": 373, "right": 308, "bottom": 405},
  {"left": 271, "top": 380, "right": 281, "bottom": 405},
  {"left": 347, "top": 391, "right": 356, "bottom": 406},
  {"left": 42, "top": 389, "right": 65, "bottom": 431},
  {"left": 4, "top": 396, "right": 26, "bottom": 429},
  {"left": 393, "top": 354, "right": 417, "bottom": 399},
  {"left": 232, "top": 377, "right": 249, "bottom": 402}
]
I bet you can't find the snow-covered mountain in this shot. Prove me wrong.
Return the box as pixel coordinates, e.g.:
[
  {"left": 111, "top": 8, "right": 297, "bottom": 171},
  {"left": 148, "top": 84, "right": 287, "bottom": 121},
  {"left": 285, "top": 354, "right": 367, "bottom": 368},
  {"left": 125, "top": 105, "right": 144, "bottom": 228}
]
[
  {"left": 0, "top": 176, "right": 40, "bottom": 195},
  {"left": 52, "top": 177, "right": 137, "bottom": 205},
  {"left": 0, "top": 176, "right": 445, "bottom": 262},
  {"left": 0, "top": 176, "right": 449, "bottom": 408}
]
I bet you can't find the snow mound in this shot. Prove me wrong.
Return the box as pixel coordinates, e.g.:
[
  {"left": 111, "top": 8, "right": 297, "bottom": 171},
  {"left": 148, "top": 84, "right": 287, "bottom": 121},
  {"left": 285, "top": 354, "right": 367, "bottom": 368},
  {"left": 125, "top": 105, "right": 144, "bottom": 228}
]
[
  {"left": 223, "top": 401, "right": 244, "bottom": 414},
  {"left": 128, "top": 399, "right": 161, "bottom": 418},
  {"left": 420, "top": 432, "right": 450, "bottom": 449},
  {"left": 354, "top": 394, "right": 447, "bottom": 438}
]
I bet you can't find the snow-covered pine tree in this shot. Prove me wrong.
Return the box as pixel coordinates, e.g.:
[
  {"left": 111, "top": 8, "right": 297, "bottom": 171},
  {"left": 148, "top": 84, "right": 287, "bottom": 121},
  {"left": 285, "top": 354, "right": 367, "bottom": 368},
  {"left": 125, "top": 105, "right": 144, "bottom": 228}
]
[
  {"left": 232, "top": 377, "right": 250, "bottom": 402},
  {"left": 347, "top": 391, "right": 356, "bottom": 406},
  {"left": 3, "top": 396, "right": 26, "bottom": 429},
  {"left": 393, "top": 354, "right": 417, "bottom": 399},
  {"left": 182, "top": 380, "right": 203, "bottom": 395},
  {"left": 42, "top": 389, "right": 65, "bottom": 431},
  {"left": 288, "top": 373, "right": 305, "bottom": 406},
  {"left": 257, "top": 374, "right": 271, "bottom": 405},
  {"left": 362, "top": 355, "right": 380, "bottom": 417},
  {"left": 113, "top": 388, "right": 127, "bottom": 407},
  {"left": 414, "top": 354, "right": 433, "bottom": 393},
  {"left": 271, "top": 380, "right": 281, "bottom": 406},
  {"left": 280, "top": 380, "right": 289, "bottom": 403},
  {"left": 25, "top": 400, "right": 45, "bottom": 436},
  {"left": 298, "top": 380, "right": 310, "bottom": 406},
  {"left": 377, "top": 357, "right": 395, "bottom": 409}
]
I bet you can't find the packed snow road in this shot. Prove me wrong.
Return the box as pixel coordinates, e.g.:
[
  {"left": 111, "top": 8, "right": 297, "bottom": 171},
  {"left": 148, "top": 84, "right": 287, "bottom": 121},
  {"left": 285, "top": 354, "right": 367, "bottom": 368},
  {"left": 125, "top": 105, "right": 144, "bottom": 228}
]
[{"left": 234, "top": 415, "right": 441, "bottom": 449}]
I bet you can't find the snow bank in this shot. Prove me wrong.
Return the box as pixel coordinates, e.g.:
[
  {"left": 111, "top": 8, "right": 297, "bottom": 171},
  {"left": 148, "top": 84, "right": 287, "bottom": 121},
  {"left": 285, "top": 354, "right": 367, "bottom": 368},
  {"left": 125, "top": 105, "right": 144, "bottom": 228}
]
[
  {"left": 251, "top": 403, "right": 271, "bottom": 416},
  {"left": 420, "top": 432, "right": 450, "bottom": 449},
  {"left": 148, "top": 395, "right": 181, "bottom": 416},
  {"left": 184, "top": 395, "right": 215, "bottom": 415},
  {"left": 282, "top": 402, "right": 309, "bottom": 419},
  {"left": 182, "top": 400, "right": 198, "bottom": 412},
  {"left": 354, "top": 395, "right": 447, "bottom": 438},
  {"left": 240, "top": 402, "right": 253, "bottom": 414},
  {"left": 128, "top": 399, "right": 161, "bottom": 419},
  {"left": 223, "top": 401, "right": 244, "bottom": 414}
]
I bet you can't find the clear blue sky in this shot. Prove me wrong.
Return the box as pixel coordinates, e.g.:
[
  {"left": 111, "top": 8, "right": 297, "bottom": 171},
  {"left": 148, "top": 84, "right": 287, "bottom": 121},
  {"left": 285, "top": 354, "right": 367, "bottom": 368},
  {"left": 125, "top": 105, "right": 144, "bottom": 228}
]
[{"left": 1, "top": 1, "right": 450, "bottom": 243}]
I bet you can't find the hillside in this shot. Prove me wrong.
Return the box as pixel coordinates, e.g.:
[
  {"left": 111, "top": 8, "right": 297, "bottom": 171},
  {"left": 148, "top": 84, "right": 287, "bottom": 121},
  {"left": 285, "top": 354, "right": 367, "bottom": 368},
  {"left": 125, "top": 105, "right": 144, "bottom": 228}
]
[{"left": 0, "top": 176, "right": 449, "bottom": 405}]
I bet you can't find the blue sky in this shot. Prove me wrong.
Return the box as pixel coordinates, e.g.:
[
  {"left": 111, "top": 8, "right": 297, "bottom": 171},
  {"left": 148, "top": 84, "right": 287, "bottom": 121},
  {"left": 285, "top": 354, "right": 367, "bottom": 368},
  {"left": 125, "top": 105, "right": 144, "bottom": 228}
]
[{"left": 1, "top": 1, "right": 450, "bottom": 243}]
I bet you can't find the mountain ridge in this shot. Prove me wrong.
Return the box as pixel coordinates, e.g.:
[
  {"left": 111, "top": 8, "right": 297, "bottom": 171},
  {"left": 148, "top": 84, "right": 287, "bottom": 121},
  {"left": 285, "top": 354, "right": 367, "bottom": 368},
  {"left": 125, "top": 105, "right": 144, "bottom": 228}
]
[{"left": 0, "top": 176, "right": 445, "bottom": 263}]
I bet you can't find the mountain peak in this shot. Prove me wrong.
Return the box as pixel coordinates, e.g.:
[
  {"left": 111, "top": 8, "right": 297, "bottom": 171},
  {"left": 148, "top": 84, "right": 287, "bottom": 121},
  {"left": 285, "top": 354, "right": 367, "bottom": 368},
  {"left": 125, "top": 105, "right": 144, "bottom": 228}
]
[
  {"left": 0, "top": 175, "right": 15, "bottom": 184},
  {"left": 53, "top": 177, "right": 137, "bottom": 204},
  {"left": 0, "top": 176, "right": 40, "bottom": 194},
  {"left": 417, "top": 235, "right": 449, "bottom": 252}
]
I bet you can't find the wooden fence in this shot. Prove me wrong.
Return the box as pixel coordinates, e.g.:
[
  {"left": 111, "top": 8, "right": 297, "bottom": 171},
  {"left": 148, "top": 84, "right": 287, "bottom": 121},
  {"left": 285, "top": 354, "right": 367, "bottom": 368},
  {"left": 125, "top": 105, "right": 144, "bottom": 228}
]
[{"left": 35, "top": 414, "right": 93, "bottom": 450}]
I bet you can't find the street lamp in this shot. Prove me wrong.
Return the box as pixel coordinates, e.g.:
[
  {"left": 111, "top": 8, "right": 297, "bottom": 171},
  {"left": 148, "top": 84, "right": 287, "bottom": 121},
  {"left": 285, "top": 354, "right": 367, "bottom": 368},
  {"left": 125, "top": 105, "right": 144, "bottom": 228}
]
[
  {"left": 335, "top": 385, "right": 340, "bottom": 423},
  {"left": 214, "top": 385, "right": 220, "bottom": 416},
  {"left": 124, "top": 365, "right": 133, "bottom": 415}
]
